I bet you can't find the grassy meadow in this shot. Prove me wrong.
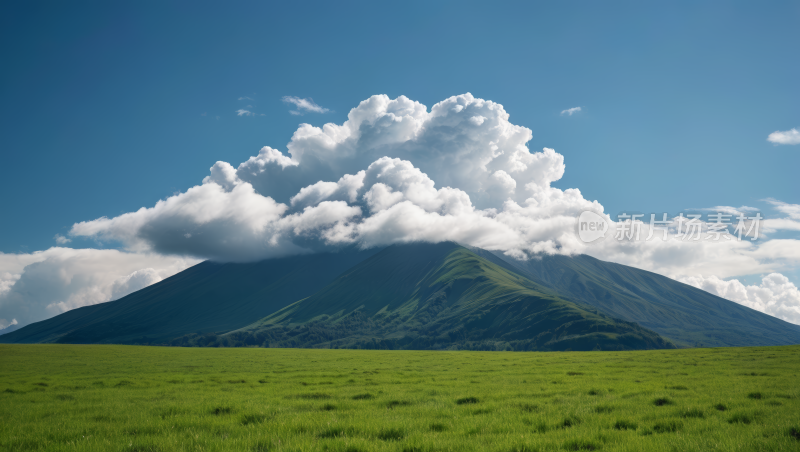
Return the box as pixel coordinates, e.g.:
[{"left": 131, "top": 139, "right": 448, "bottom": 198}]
[{"left": 1, "top": 345, "right": 799, "bottom": 452}]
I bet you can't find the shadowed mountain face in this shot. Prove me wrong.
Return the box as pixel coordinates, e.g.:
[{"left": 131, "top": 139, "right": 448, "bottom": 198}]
[
  {"left": 469, "top": 249, "right": 800, "bottom": 348},
  {"left": 0, "top": 248, "right": 382, "bottom": 345},
  {"left": 228, "top": 242, "right": 673, "bottom": 351}
]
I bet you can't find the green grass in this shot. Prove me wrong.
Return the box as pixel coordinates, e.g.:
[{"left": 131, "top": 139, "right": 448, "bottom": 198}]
[{"left": 1, "top": 344, "right": 799, "bottom": 452}]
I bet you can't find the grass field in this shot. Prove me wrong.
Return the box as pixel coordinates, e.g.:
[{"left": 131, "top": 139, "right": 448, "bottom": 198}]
[{"left": 1, "top": 345, "right": 799, "bottom": 452}]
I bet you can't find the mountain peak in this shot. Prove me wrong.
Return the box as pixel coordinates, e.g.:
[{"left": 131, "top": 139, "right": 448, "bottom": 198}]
[{"left": 232, "top": 244, "right": 673, "bottom": 351}]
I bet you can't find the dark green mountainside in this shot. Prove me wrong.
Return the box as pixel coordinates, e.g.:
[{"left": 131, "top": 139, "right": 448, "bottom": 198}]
[
  {"left": 220, "top": 242, "right": 672, "bottom": 351},
  {"left": 469, "top": 248, "right": 800, "bottom": 348},
  {"left": 0, "top": 248, "right": 381, "bottom": 345}
]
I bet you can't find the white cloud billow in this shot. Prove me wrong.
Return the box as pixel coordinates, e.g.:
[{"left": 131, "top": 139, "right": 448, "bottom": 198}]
[
  {"left": 71, "top": 170, "right": 296, "bottom": 262},
  {"left": 767, "top": 128, "right": 800, "bottom": 145},
  {"left": 679, "top": 273, "right": 800, "bottom": 325},
  {"left": 282, "top": 96, "right": 330, "bottom": 115},
  {"left": 236, "top": 109, "right": 254, "bottom": 117},
  {"left": 54, "top": 234, "right": 71, "bottom": 245},
  {"left": 561, "top": 106, "right": 582, "bottom": 116}
]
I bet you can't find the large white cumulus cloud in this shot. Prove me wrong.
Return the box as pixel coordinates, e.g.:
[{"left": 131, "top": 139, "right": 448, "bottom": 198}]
[
  {"left": 69, "top": 94, "right": 601, "bottom": 261},
  {"left": 66, "top": 94, "right": 800, "bottom": 277},
  {"left": 234, "top": 94, "right": 569, "bottom": 208}
]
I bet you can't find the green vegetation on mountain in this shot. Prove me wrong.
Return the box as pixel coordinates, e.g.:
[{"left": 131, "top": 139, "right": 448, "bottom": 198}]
[
  {"left": 213, "top": 242, "right": 672, "bottom": 351},
  {"left": 471, "top": 249, "right": 800, "bottom": 348},
  {"left": 0, "top": 248, "right": 380, "bottom": 345},
  {"left": 2, "top": 344, "right": 800, "bottom": 452}
]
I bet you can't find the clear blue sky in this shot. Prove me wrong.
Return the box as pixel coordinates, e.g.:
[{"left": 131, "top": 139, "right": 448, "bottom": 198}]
[{"left": 1, "top": 0, "right": 798, "bottom": 254}]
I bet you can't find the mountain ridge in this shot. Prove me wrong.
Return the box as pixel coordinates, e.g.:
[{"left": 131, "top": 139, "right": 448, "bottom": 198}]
[
  {"left": 219, "top": 242, "right": 673, "bottom": 351},
  {"left": 468, "top": 247, "right": 800, "bottom": 347}
]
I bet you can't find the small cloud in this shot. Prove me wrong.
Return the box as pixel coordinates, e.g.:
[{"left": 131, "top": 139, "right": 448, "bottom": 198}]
[
  {"left": 289, "top": 110, "right": 303, "bottom": 116},
  {"left": 54, "top": 234, "right": 71, "bottom": 245},
  {"left": 236, "top": 109, "right": 255, "bottom": 117},
  {"left": 201, "top": 112, "right": 207, "bottom": 117},
  {"left": 215, "top": 116, "right": 220, "bottom": 120},
  {"left": 767, "top": 128, "right": 800, "bottom": 145},
  {"left": 560, "top": 106, "right": 582, "bottom": 116},
  {"left": 238, "top": 96, "right": 254, "bottom": 101},
  {"left": 282, "top": 96, "right": 330, "bottom": 115}
]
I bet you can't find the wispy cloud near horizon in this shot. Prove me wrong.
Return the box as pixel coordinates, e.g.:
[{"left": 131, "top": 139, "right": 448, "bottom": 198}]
[{"left": 560, "top": 106, "right": 582, "bottom": 116}]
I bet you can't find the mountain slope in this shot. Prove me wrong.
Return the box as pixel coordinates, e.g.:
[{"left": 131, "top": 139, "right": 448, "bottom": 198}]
[
  {"left": 6, "top": 239, "right": 795, "bottom": 350},
  {"left": 0, "top": 248, "right": 381, "bottom": 344},
  {"left": 471, "top": 249, "right": 800, "bottom": 348},
  {"left": 230, "top": 242, "right": 673, "bottom": 351}
]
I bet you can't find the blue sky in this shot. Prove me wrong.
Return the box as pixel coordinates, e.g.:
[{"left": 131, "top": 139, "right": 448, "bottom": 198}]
[
  {"left": 1, "top": 1, "right": 799, "bottom": 329},
  {"left": 2, "top": 1, "right": 797, "bottom": 253}
]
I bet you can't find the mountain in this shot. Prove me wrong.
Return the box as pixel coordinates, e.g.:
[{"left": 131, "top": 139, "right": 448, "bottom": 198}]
[
  {"left": 217, "top": 242, "right": 673, "bottom": 351},
  {"left": 469, "top": 248, "right": 800, "bottom": 348},
  {"left": 4, "top": 240, "right": 797, "bottom": 350},
  {"left": 0, "top": 248, "right": 381, "bottom": 345}
]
